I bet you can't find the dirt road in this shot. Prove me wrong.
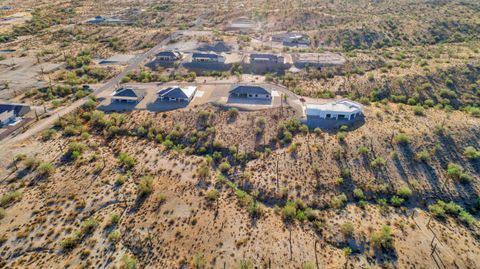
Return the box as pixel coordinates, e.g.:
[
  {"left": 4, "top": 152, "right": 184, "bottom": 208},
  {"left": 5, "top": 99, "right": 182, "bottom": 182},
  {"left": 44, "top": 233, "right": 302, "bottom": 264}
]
[{"left": 0, "top": 13, "right": 209, "bottom": 147}]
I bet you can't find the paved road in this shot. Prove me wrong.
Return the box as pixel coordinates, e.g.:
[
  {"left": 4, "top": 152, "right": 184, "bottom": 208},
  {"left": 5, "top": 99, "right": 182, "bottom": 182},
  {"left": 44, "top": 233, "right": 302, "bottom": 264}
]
[{"left": 0, "top": 14, "right": 208, "bottom": 147}]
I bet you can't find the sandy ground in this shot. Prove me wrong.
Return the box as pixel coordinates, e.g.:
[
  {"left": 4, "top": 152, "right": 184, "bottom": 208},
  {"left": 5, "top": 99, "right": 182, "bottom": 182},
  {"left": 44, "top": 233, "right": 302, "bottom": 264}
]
[{"left": 0, "top": 57, "right": 63, "bottom": 99}]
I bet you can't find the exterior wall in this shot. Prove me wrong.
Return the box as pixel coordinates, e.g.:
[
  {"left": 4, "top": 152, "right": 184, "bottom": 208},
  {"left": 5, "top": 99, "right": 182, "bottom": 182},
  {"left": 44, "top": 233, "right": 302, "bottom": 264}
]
[
  {"left": 306, "top": 110, "right": 362, "bottom": 120},
  {"left": 112, "top": 98, "right": 138, "bottom": 103},
  {"left": 193, "top": 56, "right": 225, "bottom": 63},
  {"left": 232, "top": 93, "right": 271, "bottom": 99}
]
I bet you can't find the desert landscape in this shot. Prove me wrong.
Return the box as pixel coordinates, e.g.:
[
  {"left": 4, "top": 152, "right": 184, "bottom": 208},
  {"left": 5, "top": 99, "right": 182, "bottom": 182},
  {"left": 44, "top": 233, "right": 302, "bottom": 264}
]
[{"left": 0, "top": 1, "right": 479, "bottom": 269}]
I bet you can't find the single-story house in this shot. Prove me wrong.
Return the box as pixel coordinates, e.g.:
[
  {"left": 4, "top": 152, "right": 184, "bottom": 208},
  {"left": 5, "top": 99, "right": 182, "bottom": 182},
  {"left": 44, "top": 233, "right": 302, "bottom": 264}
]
[
  {"left": 0, "top": 103, "right": 31, "bottom": 117},
  {"left": 293, "top": 53, "right": 346, "bottom": 69},
  {"left": 111, "top": 88, "right": 145, "bottom": 103},
  {"left": 156, "top": 51, "right": 182, "bottom": 62},
  {"left": 0, "top": 110, "right": 15, "bottom": 127},
  {"left": 86, "top": 16, "right": 130, "bottom": 25},
  {"left": 157, "top": 86, "right": 197, "bottom": 102},
  {"left": 272, "top": 33, "right": 310, "bottom": 47},
  {"left": 305, "top": 99, "right": 363, "bottom": 121},
  {"left": 229, "top": 85, "right": 272, "bottom": 99},
  {"left": 192, "top": 52, "right": 225, "bottom": 63},
  {"left": 250, "top": 53, "right": 284, "bottom": 64}
]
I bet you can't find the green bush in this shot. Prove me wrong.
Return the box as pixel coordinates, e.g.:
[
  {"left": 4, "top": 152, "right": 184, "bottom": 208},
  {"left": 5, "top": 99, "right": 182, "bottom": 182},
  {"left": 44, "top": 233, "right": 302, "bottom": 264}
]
[
  {"left": 206, "top": 189, "right": 219, "bottom": 201},
  {"left": 331, "top": 193, "right": 348, "bottom": 208},
  {"left": 415, "top": 150, "right": 430, "bottom": 162},
  {"left": 396, "top": 186, "right": 412, "bottom": 198},
  {"left": 218, "top": 161, "right": 231, "bottom": 173},
  {"left": 138, "top": 176, "right": 153, "bottom": 195},
  {"left": 390, "top": 196, "right": 405, "bottom": 207},
  {"left": 413, "top": 105, "right": 425, "bottom": 116},
  {"left": 0, "top": 191, "right": 22, "bottom": 207},
  {"left": 122, "top": 254, "right": 138, "bottom": 269},
  {"left": 358, "top": 146, "right": 369, "bottom": 155},
  {"left": 340, "top": 221, "right": 354, "bottom": 236},
  {"left": 353, "top": 188, "right": 365, "bottom": 200},
  {"left": 108, "top": 230, "right": 121, "bottom": 243},
  {"left": 81, "top": 218, "right": 98, "bottom": 235},
  {"left": 118, "top": 152, "right": 135, "bottom": 168},
  {"left": 463, "top": 146, "right": 480, "bottom": 160},
  {"left": 38, "top": 162, "right": 55, "bottom": 176},
  {"left": 371, "top": 157, "right": 387, "bottom": 168},
  {"left": 370, "top": 225, "right": 394, "bottom": 250},
  {"left": 447, "top": 163, "right": 462, "bottom": 179},
  {"left": 394, "top": 133, "right": 410, "bottom": 145}
]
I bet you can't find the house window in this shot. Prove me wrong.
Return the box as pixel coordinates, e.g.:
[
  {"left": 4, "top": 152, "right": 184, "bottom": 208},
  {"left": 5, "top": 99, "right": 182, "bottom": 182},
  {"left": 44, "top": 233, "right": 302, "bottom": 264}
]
[{"left": 326, "top": 114, "right": 331, "bottom": 118}]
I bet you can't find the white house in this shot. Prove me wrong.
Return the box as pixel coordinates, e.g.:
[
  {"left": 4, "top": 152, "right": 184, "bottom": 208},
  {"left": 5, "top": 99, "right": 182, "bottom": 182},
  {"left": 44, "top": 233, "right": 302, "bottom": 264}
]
[
  {"left": 0, "top": 110, "right": 15, "bottom": 127},
  {"left": 305, "top": 99, "right": 363, "bottom": 121},
  {"left": 250, "top": 53, "right": 284, "bottom": 64},
  {"left": 192, "top": 52, "right": 225, "bottom": 63},
  {"left": 157, "top": 86, "right": 197, "bottom": 102}
]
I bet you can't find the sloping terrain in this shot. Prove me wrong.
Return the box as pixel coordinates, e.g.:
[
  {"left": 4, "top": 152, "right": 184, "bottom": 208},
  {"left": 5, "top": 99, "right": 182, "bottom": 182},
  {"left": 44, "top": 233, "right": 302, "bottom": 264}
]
[{"left": 0, "top": 104, "right": 478, "bottom": 268}]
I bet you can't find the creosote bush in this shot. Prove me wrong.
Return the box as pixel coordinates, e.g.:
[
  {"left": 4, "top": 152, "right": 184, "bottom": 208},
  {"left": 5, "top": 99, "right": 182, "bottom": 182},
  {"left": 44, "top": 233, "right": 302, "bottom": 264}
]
[
  {"left": 370, "top": 225, "right": 394, "bottom": 250},
  {"left": 138, "top": 176, "right": 153, "bottom": 195}
]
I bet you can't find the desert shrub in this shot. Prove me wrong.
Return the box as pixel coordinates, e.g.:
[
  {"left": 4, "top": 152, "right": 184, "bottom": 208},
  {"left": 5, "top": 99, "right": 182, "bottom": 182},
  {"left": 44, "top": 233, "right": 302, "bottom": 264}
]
[
  {"left": 358, "top": 146, "right": 369, "bottom": 155},
  {"left": 353, "top": 188, "right": 365, "bottom": 200},
  {"left": 447, "top": 163, "right": 462, "bottom": 179},
  {"left": 370, "top": 225, "right": 394, "bottom": 250},
  {"left": 331, "top": 193, "right": 348, "bottom": 208},
  {"left": 0, "top": 191, "right": 22, "bottom": 207},
  {"left": 108, "top": 230, "right": 121, "bottom": 243},
  {"left": 428, "top": 201, "right": 446, "bottom": 218},
  {"left": 206, "top": 189, "right": 219, "bottom": 201},
  {"left": 38, "top": 162, "right": 55, "bottom": 176},
  {"left": 197, "top": 164, "right": 210, "bottom": 178},
  {"left": 281, "top": 201, "right": 297, "bottom": 221},
  {"left": 157, "top": 193, "right": 167, "bottom": 204},
  {"left": 371, "top": 157, "right": 386, "bottom": 168},
  {"left": 341, "top": 168, "right": 350, "bottom": 178},
  {"left": 138, "top": 176, "right": 153, "bottom": 195},
  {"left": 228, "top": 107, "right": 239, "bottom": 120},
  {"left": 68, "top": 142, "right": 86, "bottom": 159},
  {"left": 463, "top": 146, "right": 480, "bottom": 160},
  {"left": 459, "top": 173, "right": 473, "bottom": 184},
  {"left": 81, "top": 218, "right": 98, "bottom": 235},
  {"left": 108, "top": 213, "right": 120, "bottom": 226},
  {"left": 42, "top": 129, "right": 57, "bottom": 140},
  {"left": 459, "top": 211, "right": 476, "bottom": 227},
  {"left": 218, "top": 161, "right": 231, "bottom": 173},
  {"left": 390, "top": 196, "right": 405, "bottom": 207},
  {"left": 337, "top": 131, "right": 347, "bottom": 141},
  {"left": 412, "top": 105, "right": 425, "bottom": 116},
  {"left": 396, "top": 186, "right": 412, "bottom": 198},
  {"left": 61, "top": 231, "right": 81, "bottom": 249},
  {"left": 115, "top": 175, "right": 126, "bottom": 185},
  {"left": 439, "top": 88, "right": 457, "bottom": 99},
  {"left": 394, "top": 133, "right": 410, "bottom": 145},
  {"left": 118, "top": 152, "right": 135, "bottom": 168},
  {"left": 415, "top": 150, "right": 430, "bottom": 162},
  {"left": 24, "top": 158, "right": 40, "bottom": 170},
  {"left": 303, "top": 262, "right": 316, "bottom": 269},
  {"left": 237, "top": 260, "right": 254, "bottom": 269},
  {"left": 122, "top": 254, "right": 138, "bottom": 269},
  {"left": 340, "top": 221, "right": 354, "bottom": 236}
]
